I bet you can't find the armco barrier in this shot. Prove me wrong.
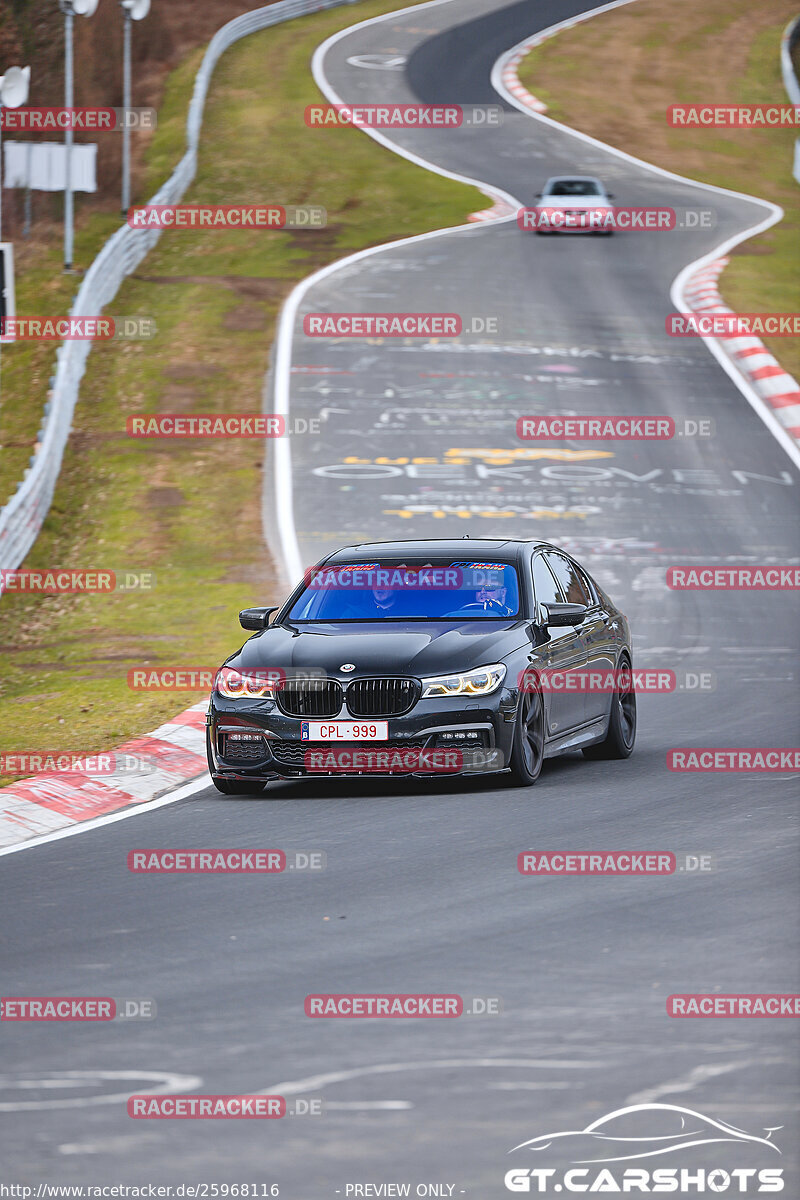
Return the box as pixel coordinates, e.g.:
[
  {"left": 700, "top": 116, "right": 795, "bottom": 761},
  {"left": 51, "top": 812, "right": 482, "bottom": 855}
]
[
  {"left": 0, "top": 0, "right": 359, "bottom": 594},
  {"left": 781, "top": 15, "right": 800, "bottom": 185}
]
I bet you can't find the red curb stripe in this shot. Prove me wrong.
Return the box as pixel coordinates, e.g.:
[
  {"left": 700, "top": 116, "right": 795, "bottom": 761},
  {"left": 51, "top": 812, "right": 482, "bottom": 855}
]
[
  {"left": 165, "top": 708, "right": 207, "bottom": 729},
  {"left": 0, "top": 702, "right": 208, "bottom": 850},
  {"left": 118, "top": 735, "right": 206, "bottom": 775},
  {"left": 750, "top": 364, "right": 788, "bottom": 380},
  {"left": 2, "top": 775, "right": 137, "bottom": 820},
  {"left": 682, "top": 254, "right": 798, "bottom": 449}
]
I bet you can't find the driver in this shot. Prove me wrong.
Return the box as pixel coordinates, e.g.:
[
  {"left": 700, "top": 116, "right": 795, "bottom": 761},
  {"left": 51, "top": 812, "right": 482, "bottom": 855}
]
[
  {"left": 475, "top": 583, "right": 508, "bottom": 610},
  {"left": 371, "top": 586, "right": 398, "bottom": 613}
]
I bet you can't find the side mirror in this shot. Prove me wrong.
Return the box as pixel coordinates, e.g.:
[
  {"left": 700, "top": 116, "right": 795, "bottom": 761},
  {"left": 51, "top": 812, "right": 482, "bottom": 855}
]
[
  {"left": 534, "top": 192, "right": 542, "bottom": 199},
  {"left": 606, "top": 192, "right": 616, "bottom": 200},
  {"left": 543, "top": 602, "right": 587, "bottom": 627},
  {"left": 239, "top": 606, "right": 278, "bottom": 631}
]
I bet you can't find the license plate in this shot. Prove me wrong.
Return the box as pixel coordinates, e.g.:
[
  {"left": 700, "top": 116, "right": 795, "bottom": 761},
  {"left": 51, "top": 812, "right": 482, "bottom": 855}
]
[{"left": 301, "top": 720, "right": 388, "bottom": 741}]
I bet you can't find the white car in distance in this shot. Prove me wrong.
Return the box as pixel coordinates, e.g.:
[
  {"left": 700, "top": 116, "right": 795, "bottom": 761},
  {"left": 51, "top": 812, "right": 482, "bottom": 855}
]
[{"left": 532, "top": 175, "right": 616, "bottom": 234}]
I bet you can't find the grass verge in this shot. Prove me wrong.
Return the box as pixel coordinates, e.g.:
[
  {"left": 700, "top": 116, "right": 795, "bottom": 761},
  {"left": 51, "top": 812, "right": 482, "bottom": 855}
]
[
  {"left": 517, "top": 0, "right": 800, "bottom": 379},
  {"left": 0, "top": 0, "right": 486, "bottom": 782}
]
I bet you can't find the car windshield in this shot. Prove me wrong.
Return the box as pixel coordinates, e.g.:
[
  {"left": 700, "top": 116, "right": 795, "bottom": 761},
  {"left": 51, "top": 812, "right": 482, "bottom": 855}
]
[
  {"left": 545, "top": 180, "right": 602, "bottom": 196},
  {"left": 287, "top": 561, "right": 521, "bottom": 621}
]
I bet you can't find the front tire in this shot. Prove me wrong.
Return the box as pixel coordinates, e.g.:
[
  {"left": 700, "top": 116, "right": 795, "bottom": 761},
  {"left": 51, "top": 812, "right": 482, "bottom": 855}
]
[
  {"left": 582, "top": 655, "right": 636, "bottom": 760},
  {"left": 507, "top": 686, "right": 545, "bottom": 785}
]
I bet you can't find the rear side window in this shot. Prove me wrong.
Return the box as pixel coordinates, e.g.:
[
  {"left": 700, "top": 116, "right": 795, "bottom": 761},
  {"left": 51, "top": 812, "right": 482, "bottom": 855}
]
[
  {"left": 544, "top": 551, "right": 591, "bottom": 606},
  {"left": 532, "top": 554, "right": 562, "bottom": 610}
]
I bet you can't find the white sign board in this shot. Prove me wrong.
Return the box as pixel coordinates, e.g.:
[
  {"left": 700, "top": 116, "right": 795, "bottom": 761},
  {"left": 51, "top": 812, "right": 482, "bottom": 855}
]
[
  {"left": 0, "top": 242, "right": 16, "bottom": 345},
  {"left": 3, "top": 141, "right": 97, "bottom": 193}
]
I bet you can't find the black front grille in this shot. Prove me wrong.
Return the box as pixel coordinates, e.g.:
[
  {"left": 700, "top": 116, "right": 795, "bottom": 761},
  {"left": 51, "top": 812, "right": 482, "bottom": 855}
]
[
  {"left": 346, "top": 677, "right": 419, "bottom": 717},
  {"left": 271, "top": 739, "right": 429, "bottom": 770},
  {"left": 276, "top": 678, "right": 343, "bottom": 718}
]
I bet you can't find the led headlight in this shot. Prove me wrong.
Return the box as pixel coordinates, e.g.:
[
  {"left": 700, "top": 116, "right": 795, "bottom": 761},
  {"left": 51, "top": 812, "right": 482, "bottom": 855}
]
[
  {"left": 421, "top": 663, "right": 506, "bottom": 699},
  {"left": 215, "top": 666, "right": 282, "bottom": 700}
]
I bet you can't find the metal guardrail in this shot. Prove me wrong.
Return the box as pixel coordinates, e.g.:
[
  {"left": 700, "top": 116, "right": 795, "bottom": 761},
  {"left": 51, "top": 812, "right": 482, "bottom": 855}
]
[
  {"left": 0, "top": 0, "right": 358, "bottom": 588},
  {"left": 781, "top": 14, "right": 800, "bottom": 185}
]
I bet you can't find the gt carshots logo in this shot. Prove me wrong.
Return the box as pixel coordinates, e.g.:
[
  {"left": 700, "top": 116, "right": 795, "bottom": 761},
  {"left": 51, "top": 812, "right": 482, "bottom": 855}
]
[{"left": 503, "top": 1103, "right": 784, "bottom": 1193}]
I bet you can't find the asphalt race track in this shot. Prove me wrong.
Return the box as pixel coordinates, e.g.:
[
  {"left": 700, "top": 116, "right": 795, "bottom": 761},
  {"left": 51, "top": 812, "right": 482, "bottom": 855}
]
[{"left": 2, "top": 0, "right": 799, "bottom": 1192}]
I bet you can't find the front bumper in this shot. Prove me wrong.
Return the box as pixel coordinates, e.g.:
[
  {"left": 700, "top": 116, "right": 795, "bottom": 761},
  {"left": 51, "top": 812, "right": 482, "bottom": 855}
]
[{"left": 207, "top": 690, "right": 518, "bottom": 780}]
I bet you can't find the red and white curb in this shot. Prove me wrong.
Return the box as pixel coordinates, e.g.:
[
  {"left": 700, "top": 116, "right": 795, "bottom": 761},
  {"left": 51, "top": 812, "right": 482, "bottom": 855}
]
[
  {"left": 498, "top": 36, "right": 549, "bottom": 115},
  {"left": 492, "top": 2, "right": 799, "bottom": 469},
  {"left": 468, "top": 199, "right": 516, "bottom": 222},
  {"left": 496, "top": 0, "right": 644, "bottom": 118},
  {"left": 482, "top": 3, "right": 637, "bottom": 206},
  {"left": 0, "top": 702, "right": 208, "bottom": 849},
  {"left": 683, "top": 258, "right": 800, "bottom": 446}
]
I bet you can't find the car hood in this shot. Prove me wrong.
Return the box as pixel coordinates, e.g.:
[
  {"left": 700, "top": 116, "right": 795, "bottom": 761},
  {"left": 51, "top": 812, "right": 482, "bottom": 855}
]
[{"left": 227, "top": 620, "right": 530, "bottom": 678}]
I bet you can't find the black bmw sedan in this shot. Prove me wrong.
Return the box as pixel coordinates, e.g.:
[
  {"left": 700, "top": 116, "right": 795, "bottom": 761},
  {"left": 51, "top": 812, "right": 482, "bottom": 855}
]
[{"left": 206, "top": 538, "right": 635, "bottom": 792}]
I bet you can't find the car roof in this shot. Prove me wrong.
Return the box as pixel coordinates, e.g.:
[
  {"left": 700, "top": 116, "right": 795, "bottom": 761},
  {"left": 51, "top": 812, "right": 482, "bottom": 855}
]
[{"left": 321, "top": 538, "right": 556, "bottom": 565}]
